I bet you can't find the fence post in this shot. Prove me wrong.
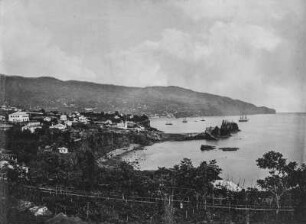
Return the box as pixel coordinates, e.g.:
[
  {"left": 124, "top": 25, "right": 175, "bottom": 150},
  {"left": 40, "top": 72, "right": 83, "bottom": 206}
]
[
  {"left": 86, "top": 202, "right": 89, "bottom": 219},
  {"left": 245, "top": 209, "right": 250, "bottom": 224},
  {"left": 204, "top": 199, "right": 207, "bottom": 211}
]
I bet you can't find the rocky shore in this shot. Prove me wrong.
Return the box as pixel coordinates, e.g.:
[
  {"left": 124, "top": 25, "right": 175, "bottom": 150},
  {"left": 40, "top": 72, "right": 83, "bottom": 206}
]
[{"left": 160, "top": 120, "right": 240, "bottom": 142}]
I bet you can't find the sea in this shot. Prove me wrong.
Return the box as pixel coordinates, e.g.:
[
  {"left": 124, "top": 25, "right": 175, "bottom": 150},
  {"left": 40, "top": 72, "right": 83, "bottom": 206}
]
[{"left": 122, "top": 113, "right": 306, "bottom": 187}]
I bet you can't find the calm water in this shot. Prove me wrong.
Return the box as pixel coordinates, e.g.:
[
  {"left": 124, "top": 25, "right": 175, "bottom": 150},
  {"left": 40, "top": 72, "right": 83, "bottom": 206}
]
[{"left": 123, "top": 113, "right": 306, "bottom": 187}]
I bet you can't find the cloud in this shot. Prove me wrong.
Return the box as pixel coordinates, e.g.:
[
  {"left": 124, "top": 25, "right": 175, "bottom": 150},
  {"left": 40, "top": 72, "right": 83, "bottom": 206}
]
[
  {"left": 0, "top": 0, "right": 97, "bottom": 81},
  {"left": 107, "top": 21, "right": 282, "bottom": 90},
  {"left": 103, "top": 0, "right": 305, "bottom": 111},
  {"left": 0, "top": 0, "right": 305, "bottom": 112},
  {"left": 173, "top": 0, "right": 304, "bottom": 23},
  {"left": 106, "top": 40, "right": 167, "bottom": 86},
  {"left": 209, "top": 22, "right": 282, "bottom": 52}
]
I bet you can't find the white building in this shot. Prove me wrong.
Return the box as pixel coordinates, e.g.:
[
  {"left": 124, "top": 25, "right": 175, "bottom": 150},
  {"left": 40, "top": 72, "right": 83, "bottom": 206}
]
[
  {"left": 117, "top": 121, "right": 127, "bottom": 129},
  {"left": 50, "top": 123, "right": 66, "bottom": 130},
  {"left": 60, "top": 115, "right": 67, "bottom": 121},
  {"left": 78, "top": 115, "right": 88, "bottom": 124},
  {"left": 58, "top": 147, "right": 69, "bottom": 154},
  {"left": 21, "top": 122, "right": 42, "bottom": 133},
  {"left": 84, "top": 108, "right": 94, "bottom": 112},
  {"left": 44, "top": 117, "right": 52, "bottom": 122},
  {"left": 8, "top": 112, "right": 29, "bottom": 123},
  {"left": 65, "top": 120, "right": 73, "bottom": 127},
  {"left": 104, "top": 120, "right": 112, "bottom": 126}
]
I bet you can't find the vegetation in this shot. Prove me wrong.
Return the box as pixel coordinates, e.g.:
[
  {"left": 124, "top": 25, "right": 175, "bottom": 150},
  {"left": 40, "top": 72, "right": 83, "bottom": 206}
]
[
  {"left": 256, "top": 151, "right": 298, "bottom": 215},
  {"left": 4, "top": 149, "right": 306, "bottom": 223},
  {"left": 0, "top": 74, "right": 275, "bottom": 117},
  {"left": 2, "top": 125, "right": 306, "bottom": 223}
]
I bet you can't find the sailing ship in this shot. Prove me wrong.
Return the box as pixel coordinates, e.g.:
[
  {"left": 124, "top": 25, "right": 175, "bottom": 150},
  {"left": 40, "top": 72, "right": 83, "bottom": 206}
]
[
  {"left": 239, "top": 115, "right": 249, "bottom": 122},
  {"left": 165, "top": 106, "right": 173, "bottom": 125}
]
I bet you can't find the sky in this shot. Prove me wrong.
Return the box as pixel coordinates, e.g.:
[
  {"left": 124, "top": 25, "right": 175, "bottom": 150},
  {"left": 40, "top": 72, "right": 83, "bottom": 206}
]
[{"left": 0, "top": 0, "right": 305, "bottom": 112}]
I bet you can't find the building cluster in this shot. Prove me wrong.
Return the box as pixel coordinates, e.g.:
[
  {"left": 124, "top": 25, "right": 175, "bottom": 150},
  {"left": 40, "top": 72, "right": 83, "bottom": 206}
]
[
  {"left": 0, "top": 105, "right": 151, "bottom": 182},
  {"left": 0, "top": 148, "right": 27, "bottom": 180},
  {"left": 0, "top": 105, "right": 150, "bottom": 159},
  {"left": 0, "top": 105, "right": 148, "bottom": 133}
]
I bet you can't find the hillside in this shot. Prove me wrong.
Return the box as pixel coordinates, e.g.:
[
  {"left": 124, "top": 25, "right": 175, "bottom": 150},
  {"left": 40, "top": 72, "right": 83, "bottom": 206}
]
[{"left": 0, "top": 75, "right": 275, "bottom": 117}]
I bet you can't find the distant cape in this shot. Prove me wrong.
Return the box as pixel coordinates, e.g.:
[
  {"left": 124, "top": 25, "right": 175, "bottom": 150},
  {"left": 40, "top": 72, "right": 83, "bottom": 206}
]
[{"left": 0, "top": 74, "right": 276, "bottom": 117}]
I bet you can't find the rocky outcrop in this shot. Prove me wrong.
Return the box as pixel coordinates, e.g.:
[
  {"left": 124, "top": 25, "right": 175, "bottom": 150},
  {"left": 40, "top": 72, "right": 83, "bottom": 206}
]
[
  {"left": 200, "top": 145, "right": 216, "bottom": 151},
  {"left": 161, "top": 121, "right": 240, "bottom": 142},
  {"left": 204, "top": 120, "right": 240, "bottom": 140}
]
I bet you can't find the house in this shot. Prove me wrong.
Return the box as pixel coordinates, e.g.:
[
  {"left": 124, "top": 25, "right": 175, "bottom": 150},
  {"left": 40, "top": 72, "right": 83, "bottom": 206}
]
[
  {"left": 50, "top": 123, "right": 66, "bottom": 130},
  {"left": 60, "top": 115, "right": 67, "bottom": 121},
  {"left": 103, "top": 120, "right": 113, "bottom": 127},
  {"left": 0, "top": 161, "right": 14, "bottom": 170},
  {"left": 65, "top": 120, "right": 73, "bottom": 127},
  {"left": 0, "top": 123, "right": 13, "bottom": 130},
  {"left": 117, "top": 121, "right": 127, "bottom": 129},
  {"left": 21, "top": 122, "right": 42, "bottom": 133},
  {"left": 0, "top": 115, "right": 5, "bottom": 122},
  {"left": 44, "top": 117, "right": 52, "bottom": 122},
  {"left": 72, "top": 117, "right": 78, "bottom": 122},
  {"left": 20, "top": 164, "right": 29, "bottom": 174},
  {"left": 58, "top": 147, "right": 69, "bottom": 154},
  {"left": 43, "top": 145, "right": 53, "bottom": 152},
  {"left": 126, "top": 121, "right": 137, "bottom": 128},
  {"left": 10, "top": 107, "right": 19, "bottom": 112},
  {"left": 135, "top": 126, "right": 145, "bottom": 131},
  {"left": 8, "top": 112, "right": 29, "bottom": 123},
  {"left": 84, "top": 108, "right": 94, "bottom": 112},
  {"left": 78, "top": 115, "right": 88, "bottom": 124},
  {"left": 0, "top": 149, "right": 17, "bottom": 162}
]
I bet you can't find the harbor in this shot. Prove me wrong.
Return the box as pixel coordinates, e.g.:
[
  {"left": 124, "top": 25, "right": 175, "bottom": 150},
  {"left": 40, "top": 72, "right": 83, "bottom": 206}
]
[{"left": 122, "top": 113, "right": 306, "bottom": 187}]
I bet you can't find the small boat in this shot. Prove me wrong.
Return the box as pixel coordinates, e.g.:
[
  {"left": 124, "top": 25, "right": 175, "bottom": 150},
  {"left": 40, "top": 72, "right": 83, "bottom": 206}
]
[
  {"left": 219, "top": 147, "right": 239, "bottom": 151},
  {"left": 165, "top": 122, "right": 173, "bottom": 125},
  {"left": 182, "top": 118, "right": 188, "bottom": 123},
  {"left": 200, "top": 119, "right": 205, "bottom": 121},
  {"left": 239, "top": 115, "right": 248, "bottom": 122},
  {"left": 200, "top": 145, "right": 216, "bottom": 151}
]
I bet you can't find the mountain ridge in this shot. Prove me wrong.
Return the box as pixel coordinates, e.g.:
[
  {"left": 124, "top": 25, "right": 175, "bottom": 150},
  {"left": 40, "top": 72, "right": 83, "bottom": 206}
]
[{"left": 0, "top": 74, "right": 276, "bottom": 117}]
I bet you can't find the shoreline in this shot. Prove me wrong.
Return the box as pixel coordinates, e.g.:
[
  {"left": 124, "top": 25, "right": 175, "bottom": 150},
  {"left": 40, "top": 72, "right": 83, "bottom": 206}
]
[{"left": 102, "top": 120, "right": 241, "bottom": 166}]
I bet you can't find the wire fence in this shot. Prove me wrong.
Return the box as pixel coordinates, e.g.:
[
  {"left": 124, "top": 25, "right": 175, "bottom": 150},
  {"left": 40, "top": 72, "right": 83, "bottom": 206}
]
[{"left": 18, "top": 184, "right": 294, "bottom": 213}]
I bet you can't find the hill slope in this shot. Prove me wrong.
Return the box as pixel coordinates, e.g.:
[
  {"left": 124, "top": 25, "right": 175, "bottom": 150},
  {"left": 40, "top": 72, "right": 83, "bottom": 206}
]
[{"left": 0, "top": 75, "right": 275, "bottom": 117}]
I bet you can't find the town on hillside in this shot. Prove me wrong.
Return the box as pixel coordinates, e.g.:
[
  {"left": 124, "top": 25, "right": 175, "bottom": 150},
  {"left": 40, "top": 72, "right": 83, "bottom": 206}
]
[
  {"left": 0, "top": 104, "right": 160, "bottom": 170},
  {"left": 0, "top": 104, "right": 151, "bottom": 131}
]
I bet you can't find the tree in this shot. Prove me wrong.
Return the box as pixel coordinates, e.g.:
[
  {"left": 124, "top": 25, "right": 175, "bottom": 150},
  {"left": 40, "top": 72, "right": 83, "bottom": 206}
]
[
  {"left": 256, "top": 151, "right": 297, "bottom": 215},
  {"left": 292, "top": 164, "right": 306, "bottom": 221},
  {"left": 194, "top": 160, "right": 221, "bottom": 196},
  {"left": 78, "top": 147, "right": 96, "bottom": 191}
]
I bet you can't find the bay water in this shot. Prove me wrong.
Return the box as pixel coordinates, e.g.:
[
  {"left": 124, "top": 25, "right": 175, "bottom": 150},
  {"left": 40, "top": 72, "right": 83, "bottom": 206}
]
[{"left": 122, "top": 113, "right": 306, "bottom": 187}]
